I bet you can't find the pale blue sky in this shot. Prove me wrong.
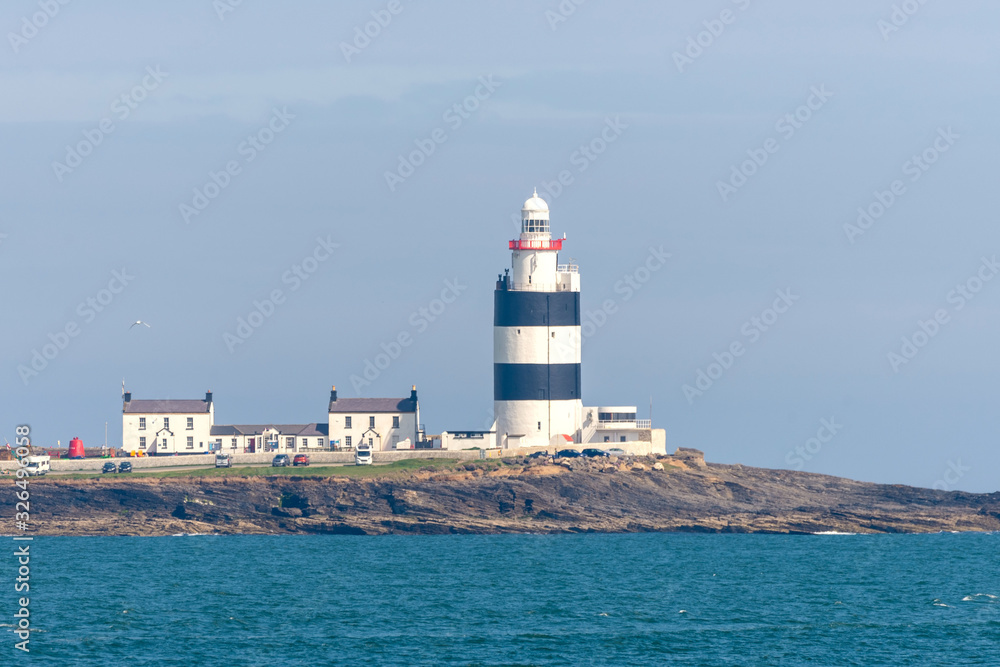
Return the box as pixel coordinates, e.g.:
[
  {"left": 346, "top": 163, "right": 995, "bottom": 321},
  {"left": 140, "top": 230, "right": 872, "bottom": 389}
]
[{"left": 2, "top": 1, "right": 998, "bottom": 491}]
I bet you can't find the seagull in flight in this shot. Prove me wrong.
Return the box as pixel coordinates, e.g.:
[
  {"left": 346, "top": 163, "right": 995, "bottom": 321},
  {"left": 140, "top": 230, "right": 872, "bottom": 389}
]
[{"left": 130, "top": 320, "right": 151, "bottom": 329}]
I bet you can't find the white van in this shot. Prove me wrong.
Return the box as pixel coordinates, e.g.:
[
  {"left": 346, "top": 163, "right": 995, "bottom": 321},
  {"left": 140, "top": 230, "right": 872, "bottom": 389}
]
[
  {"left": 355, "top": 445, "right": 372, "bottom": 466},
  {"left": 23, "top": 455, "right": 51, "bottom": 476}
]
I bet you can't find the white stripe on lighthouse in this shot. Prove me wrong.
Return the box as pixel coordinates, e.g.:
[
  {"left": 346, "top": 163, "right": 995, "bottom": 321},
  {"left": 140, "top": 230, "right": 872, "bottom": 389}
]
[{"left": 493, "top": 326, "right": 581, "bottom": 365}]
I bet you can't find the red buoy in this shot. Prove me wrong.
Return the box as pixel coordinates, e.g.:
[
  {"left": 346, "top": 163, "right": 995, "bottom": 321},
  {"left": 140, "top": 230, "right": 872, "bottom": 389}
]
[{"left": 68, "top": 437, "right": 85, "bottom": 459}]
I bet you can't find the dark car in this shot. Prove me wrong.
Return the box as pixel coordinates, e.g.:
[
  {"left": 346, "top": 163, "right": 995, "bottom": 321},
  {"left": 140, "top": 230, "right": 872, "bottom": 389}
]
[
  {"left": 556, "top": 449, "right": 581, "bottom": 458},
  {"left": 101, "top": 461, "right": 117, "bottom": 473},
  {"left": 272, "top": 454, "right": 290, "bottom": 467},
  {"left": 581, "top": 448, "right": 610, "bottom": 458},
  {"left": 292, "top": 454, "right": 310, "bottom": 467},
  {"left": 118, "top": 461, "right": 133, "bottom": 473},
  {"left": 526, "top": 451, "right": 551, "bottom": 460}
]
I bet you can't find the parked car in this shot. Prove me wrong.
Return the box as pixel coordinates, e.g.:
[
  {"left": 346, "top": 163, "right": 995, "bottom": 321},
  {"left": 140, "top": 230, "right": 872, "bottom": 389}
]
[
  {"left": 101, "top": 462, "right": 117, "bottom": 473},
  {"left": 605, "top": 448, "right": 627, "bottom": 457},
  {"left": 215, "top": 454, "right": 233, "bottom": 468},
  {"left": 292, "top": 454, "right": 310, "bottom": 467},
  {"left": 23, "top": 455, "right": 50, "bottom": 476},
  {"left": 118, "top": 461, "right": 133, "bottom": 473},
  {"left": 271, "top": 454, "right": 290, "bottom": 467},
  {"left": 581, "top": 448, "right": 610, "bottom": 458},
  {"left": 526, "top": 451, "right": 551, "bottom": 460},
  {"left": 556, "top": 449, "right": 581, "bottom": 458},
  {"left": 355, "top": 446, "right": 373, "bottom": 466}
]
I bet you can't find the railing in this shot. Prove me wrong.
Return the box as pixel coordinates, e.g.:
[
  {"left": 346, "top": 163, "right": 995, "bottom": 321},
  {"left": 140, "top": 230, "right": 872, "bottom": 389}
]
[
  {"left": 597, "top": 419, "right": 651, "bottom": 429},
  {"left": 510, "top": 239, "right": 563, "bottom": 250},
  {"left": 509, "top": 282, "right": 564, "bottom": 292},
  {"left": 557, "top": 264, "right": 578, "bottom": 273}
]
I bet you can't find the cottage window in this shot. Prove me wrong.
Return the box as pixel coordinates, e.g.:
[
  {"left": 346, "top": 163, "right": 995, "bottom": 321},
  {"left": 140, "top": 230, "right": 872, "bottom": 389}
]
[
  {"left": 392, "top": 416, "right": 400, "bottom": 428},
  {"left": 369, "top": 416, "right": 375, "bottom": 428},
  {"left": 345, "top": 436, "right": 352, "bottom": 448},
  {"left": 139, "top": 437, "right": 146, "bottom": 449},
  {"left": 139, "top": 417, "right": 146, "bottom": 430},
  {"left": 186, "top": 437, "right": 194, "bottom": 449},
  {"left": 187, "top": 417, "right": 194, "bottom": 430},
  {"left": 345, "top": 416, "right": 352, "bottom": 429}
]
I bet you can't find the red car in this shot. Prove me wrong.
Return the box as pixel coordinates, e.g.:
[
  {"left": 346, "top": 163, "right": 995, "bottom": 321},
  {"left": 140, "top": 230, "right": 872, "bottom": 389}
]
[{"left": 292, "top": 454, "right": 310, "bottom": 467}]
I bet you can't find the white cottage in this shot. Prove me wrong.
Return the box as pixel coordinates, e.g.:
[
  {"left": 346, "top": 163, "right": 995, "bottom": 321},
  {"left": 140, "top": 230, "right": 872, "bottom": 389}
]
[
  {"left": 122, "top": 391, "right": 215, "bottom": 455},
  {"left": 327, "top": 386, "right": 422, "bottom": 451}
]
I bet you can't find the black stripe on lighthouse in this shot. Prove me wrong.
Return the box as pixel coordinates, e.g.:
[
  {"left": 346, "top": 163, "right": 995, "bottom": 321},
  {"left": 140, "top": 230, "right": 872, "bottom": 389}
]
[
  {"left": 494, "top": 291, "right": 580, "bottom": 327},
  {"left": 494, "top": 363, "right": 581, "bottom": 401}
]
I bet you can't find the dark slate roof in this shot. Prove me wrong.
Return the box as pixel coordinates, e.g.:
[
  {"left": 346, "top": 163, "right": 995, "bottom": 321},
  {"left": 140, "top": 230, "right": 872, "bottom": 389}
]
[
  {"left": 125, "top": 399, "right": 211, "bottom": 414},
  {"left": 210, "top": 423, "right": 328, "bottom": 437},
  {"left": 328, "top": 398, "right": 416, "bottom": 413}
]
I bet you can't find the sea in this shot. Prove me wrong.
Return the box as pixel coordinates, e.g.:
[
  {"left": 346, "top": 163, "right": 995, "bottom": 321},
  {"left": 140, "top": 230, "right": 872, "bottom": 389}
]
[{"left": 9, "top": 532, "right": 999, "bottom": 666}]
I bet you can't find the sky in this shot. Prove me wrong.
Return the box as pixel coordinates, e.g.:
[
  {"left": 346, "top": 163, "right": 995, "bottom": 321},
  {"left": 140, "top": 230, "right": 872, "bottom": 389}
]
[{"left": 2, "top": 1, "right": 998, "bottom": 492}]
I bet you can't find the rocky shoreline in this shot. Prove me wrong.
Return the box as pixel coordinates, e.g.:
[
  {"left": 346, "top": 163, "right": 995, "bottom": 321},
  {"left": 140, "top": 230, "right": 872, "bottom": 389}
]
[{"left": 9, "top": 449, "right": 1000, "bottom": 536}]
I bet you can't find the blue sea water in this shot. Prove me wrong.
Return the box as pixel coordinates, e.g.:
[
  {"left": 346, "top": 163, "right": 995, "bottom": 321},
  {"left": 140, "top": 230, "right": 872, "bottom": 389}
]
[{"left": 8, "top": 533, "right": 999, "bottom": 665}]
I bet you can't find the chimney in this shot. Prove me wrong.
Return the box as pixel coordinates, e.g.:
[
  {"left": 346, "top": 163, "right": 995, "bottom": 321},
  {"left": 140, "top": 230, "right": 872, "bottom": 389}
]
[
  {"left": 410, "top": 385, "right": 417, "bottom": 402},
  {"left": 123, "top": 391, "right": 131, "bottom": 412},
  {"left": 330, "top": 385, "right": 337, "bottom": 402},
  {"left": 206, "top": 390, "right": 213, "bottom": 404}
]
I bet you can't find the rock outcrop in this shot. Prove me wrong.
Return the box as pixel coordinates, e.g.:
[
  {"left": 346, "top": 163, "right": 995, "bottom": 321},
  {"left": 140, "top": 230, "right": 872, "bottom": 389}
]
[{"left": 9, "top": 454, "right": 1000, "bottom": 536}]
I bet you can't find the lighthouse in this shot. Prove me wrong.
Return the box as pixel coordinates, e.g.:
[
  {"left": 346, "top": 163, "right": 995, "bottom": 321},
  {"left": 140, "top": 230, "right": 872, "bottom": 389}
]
[{"left": 494, "top": 190, "right": 582, "bottom": 448}]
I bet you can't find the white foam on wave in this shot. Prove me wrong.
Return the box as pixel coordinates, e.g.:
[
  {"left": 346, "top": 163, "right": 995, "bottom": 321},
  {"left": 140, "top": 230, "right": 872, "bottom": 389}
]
[
  {"left": 813, "top": 531, "right": 858, "bottom": 535},
  {"left": 962, "top": 593, "right": 998, "bottom": 602}
]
